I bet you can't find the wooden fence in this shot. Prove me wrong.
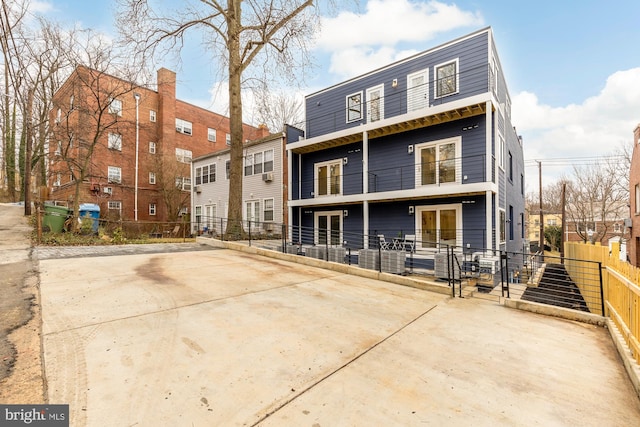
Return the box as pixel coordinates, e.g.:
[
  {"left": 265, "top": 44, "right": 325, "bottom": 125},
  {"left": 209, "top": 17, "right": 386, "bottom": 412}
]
[{"left": 565, "top": 241, "right": 640, "bottom": 365}]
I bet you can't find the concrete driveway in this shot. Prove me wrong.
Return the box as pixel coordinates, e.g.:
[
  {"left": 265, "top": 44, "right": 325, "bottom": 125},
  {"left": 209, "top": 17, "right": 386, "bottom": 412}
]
[{"left": 39, "top": 247, "right": 640, "bottom": 426}]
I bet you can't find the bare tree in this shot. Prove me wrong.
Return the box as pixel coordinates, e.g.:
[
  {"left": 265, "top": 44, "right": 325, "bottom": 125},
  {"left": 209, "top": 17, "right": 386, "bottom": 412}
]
[
  {"left": 566, "top": 162, "right": 627, "bottom": 244},
  {"left": 115, "top": 0, "right": 332, "bottom": 235},
  {"left": 152, "top": 151, "right": 191, "bottom": 222},
  {"left": 253, "top": 84, "right": 305, "bottom": 132}
]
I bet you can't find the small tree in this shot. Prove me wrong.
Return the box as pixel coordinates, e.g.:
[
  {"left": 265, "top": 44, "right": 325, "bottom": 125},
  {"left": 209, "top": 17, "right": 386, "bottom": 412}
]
[{"left": 544, "top": 225, "right": 562, "bottom": 252}]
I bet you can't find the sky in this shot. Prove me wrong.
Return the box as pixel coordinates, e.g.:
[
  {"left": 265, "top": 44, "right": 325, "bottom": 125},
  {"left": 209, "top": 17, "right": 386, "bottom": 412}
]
[{"left": 31, "top": 0, "right": 640, "bottom": 191}]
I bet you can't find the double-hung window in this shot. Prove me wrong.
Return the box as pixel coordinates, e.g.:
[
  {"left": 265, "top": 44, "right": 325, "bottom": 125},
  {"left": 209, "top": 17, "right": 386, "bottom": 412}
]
[
  {"left": 346, "top": 92, "right": 362, "bottom": 122},
  {"left": 149, "top": 172, "right": 156, "bottom": 184},
  {"left": 263, "top": 198, "right": 274, "bottom": 222},
  {"left": 108, "top": 166, "right": 121, "bottom": 183},
  {"left": 108, "top": 133, "right": 122, "bottom": 151},
  {"left": 208, "top": 128, "right": 216, "bottom": 142},
  {"left": 244, "top": 154, "right": 254, "bottom": 176},
  {"left": 176, "top": 118, "right": 192, "bottom": 135},
  {"left": 366, "top": 85, "right": 384, "bottom": 122},
  {"left": 263, "top": 149, "right": 274, "bottom": 172},
  {"left": 315, "top": 159, "right": 342, "bottom": 197},
  {"left": 175, "top": 148, "right": 192, "bottom": 163},
  {"left": 435, "top": 59, "right": 459, "bottom": 98},
  {"left": 149, "top": 141, "right": 156, "bottom": 154},
  {"left": 415, "top": 137, "right": 461, "bottom": 186}
]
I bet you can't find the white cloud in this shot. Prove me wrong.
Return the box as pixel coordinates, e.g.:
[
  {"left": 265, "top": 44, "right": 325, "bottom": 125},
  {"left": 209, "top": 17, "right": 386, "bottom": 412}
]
[
  {"left": 513, "top": 67, "right": 640, "bottom": 167},
  {"left": 29, "top": 1, "right": 54, "bottom": 14},
  {"left": 316, "top": 0, "right": 483, "bottom": 80}
]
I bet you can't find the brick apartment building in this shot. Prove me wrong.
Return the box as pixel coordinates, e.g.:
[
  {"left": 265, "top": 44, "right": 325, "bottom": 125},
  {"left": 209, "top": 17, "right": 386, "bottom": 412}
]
[
  {"left": 627, "top": 123, "right": 640, "bottom": 265},
  {"left": 48, "top": 66, "right": 269, "bottom": 222}
]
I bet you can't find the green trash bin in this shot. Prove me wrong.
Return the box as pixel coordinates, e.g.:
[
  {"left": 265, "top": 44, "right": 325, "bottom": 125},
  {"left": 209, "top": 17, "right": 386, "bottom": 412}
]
[{"left": 43, "top": 205, "right": 70, "bottom": 233}]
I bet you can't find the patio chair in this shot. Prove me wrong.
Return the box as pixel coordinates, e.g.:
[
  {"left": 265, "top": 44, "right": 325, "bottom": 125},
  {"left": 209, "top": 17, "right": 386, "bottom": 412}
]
[
  {"left": 403, "top": 234, "right": 416, "bottom": 253},
  {"left": 378, "top": 234, "right": 391, "bottom": 250}
]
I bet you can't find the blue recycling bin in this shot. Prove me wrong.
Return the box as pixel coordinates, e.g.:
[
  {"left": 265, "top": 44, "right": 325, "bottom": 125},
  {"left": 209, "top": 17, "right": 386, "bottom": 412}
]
[{"left": 79, "top": 203, "right": 100, "bottom": 234}]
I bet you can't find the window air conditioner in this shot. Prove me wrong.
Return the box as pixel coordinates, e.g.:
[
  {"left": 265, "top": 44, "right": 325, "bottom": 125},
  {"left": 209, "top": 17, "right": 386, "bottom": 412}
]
[
  {"left": 262, "top": 172, "right": 273, "bottom": 182},
  {"left": 194, "top": 186, "right": 201, "bottom": 193}
]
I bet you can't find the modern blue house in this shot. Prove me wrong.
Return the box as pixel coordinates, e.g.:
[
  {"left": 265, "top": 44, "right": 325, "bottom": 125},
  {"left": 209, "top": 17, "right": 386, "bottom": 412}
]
[{"left": 286, "top": 27, "right": 525, "bottom": 258}]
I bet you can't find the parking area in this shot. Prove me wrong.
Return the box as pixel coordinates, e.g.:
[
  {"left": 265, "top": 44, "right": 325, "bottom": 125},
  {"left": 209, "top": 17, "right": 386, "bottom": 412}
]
[{"left": 39, "top": 246, "right": 640, "bottom": 426}]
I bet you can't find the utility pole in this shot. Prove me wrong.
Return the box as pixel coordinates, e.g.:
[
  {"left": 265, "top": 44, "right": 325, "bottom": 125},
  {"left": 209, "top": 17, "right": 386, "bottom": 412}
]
[
  {"left": 537, "top": 160, "right": 543, "bottom": 255},
  {"left": 561, "top": 182, "right": 566, "bottom": 263}
]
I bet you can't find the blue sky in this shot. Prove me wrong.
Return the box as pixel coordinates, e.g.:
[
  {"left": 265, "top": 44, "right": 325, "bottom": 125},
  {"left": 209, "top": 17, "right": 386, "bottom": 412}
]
[{"left": 35, "top": 0, "right": 640, "bottom": 189}]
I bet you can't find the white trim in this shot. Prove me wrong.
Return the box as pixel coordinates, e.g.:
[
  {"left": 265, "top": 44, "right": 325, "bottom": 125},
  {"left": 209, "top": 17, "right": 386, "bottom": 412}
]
[
  {"left": 407, "top": 69, "right": 429, "bottom": 112},
  {"left": 415, "top": 203, "right": 462, "bottom": 249},
  {"left": 434, "top": 58, "right": 460, "bottom": 99},
  {"left": 346, "top": 91, "right": 363, "bottom": 123},
  {"left": 313, "top": 210, "right": 343, "bottom": 246},
  {"left": 314, "top": 158, "right": 343, "bottom": 197},
  {"left": 414, "top": 136, "right": 462, "bottom": 187},
  {"left": 366, "top": 84, "right": 384, "bottom": 123}
]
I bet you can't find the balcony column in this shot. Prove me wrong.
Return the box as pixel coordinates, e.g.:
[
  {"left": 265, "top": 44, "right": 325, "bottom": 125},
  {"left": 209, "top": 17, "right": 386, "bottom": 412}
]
[
  {"left": 485, "top": 101, "right": 493, "bottom": 250},
  {"left": 287, "top": 148, "right": 294, "bottom": 242},
  {"left": 363, "top": 130, "right": 369, "bottom": 248}
]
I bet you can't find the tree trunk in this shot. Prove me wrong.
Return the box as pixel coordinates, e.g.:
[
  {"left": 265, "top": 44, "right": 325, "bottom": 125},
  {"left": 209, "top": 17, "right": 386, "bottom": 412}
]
[{"left": 225, "top": 0, "right": 244, "bottom": 238}]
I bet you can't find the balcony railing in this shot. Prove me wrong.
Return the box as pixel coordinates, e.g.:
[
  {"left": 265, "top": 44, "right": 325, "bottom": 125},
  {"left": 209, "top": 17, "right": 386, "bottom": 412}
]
[{"left": 293, "top": 153, "right": 487, "bottom": 200}]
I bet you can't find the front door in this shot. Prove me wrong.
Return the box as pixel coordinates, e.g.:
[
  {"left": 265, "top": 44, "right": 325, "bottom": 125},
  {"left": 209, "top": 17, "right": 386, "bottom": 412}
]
[
  {"left": 418, "top": 204, "right": 461, "bottom": 249},
  {"left": 315, "top": 211, "right": 342, "bottom": 246}
]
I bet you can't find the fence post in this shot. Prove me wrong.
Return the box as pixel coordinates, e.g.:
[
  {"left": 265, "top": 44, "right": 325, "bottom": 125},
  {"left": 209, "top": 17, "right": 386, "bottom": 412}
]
[{"left": 598, "top": 261, "right": 605, "bottom": 316}]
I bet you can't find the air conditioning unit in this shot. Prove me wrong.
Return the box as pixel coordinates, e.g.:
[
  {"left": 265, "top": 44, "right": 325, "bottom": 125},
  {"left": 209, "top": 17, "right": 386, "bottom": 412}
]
[
  {"left": 434, "top": 253, "right": 460, "bottom": 279},
  {"left": 103, "top": 187, "right": 112, "bottom": 194},
  {"left": 624, "top": 218, "right": 632, "bottom": 228},
  {"left": 193, "top": 186, "right": 201, "bottom": 193},
  {"left": 263, "top": 222, "right": 275, "bottom": 233},
  {"left": 262, "top": 172, "right": 273, "bottom": 182}
]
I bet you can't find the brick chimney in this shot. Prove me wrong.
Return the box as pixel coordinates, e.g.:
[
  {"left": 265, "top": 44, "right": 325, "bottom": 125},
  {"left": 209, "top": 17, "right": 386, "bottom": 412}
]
[{"left": 157, "top": 68, "right": 176, "bottom": 152}]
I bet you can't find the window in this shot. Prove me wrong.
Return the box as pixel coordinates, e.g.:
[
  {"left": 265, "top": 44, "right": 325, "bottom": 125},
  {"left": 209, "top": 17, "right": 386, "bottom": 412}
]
[
  {"left": 245, "top": 200, "right": 260, "bottom": 223},
  {"left": 263, "top": 149, "right": 274, "bottom": 172},
  {"left": 254, "top": 152, "right": 263, "bottom": 175},
  {"left": 521, "top": 174, "right": 524, "bottom": 195},
  {"left": 69, "top": 95, "right": 74, "bottom": 109},
  {"left": 521, "top": 213, "right": 525, "bottom": 238},
  {"left": 508, "top": 151, "right": 513, "bottom": 181},
  {"left": 149, "top": 203, "right": 156, "bottom": 216},
  {"left": 415, "top": 137, "right": 460, "bottom": 186},
  {"left": 435, "top": 59, "right": 459, "bottom": 98},
  {"left": 149, "top": 141, "right": 156, "bottom": 154},
  {"left": 108, "top": 133, "right": 122, "bottom": 151},
  {"left": 54, "top": 173, "right": 61, "bottom": 187},
  {"left": 366, "top": 85, "right": 384, "bottom": 122},
  {"left": 56, "top": 108, "right": 61, "bottom": 124},
  {"left": 226, "top": 133, "right": 231, "bottom": 146},
  {"left": 208, "top": 128, "right": 216, "bottom": 142},
  {"left": 499, "top": 210, "right": 506, "bottom": 243},
  {"left": 498, "top": 135, "right": 505, "bottom": 169},
  {"left": 263, "top": 198, "right": 274, "bottom": 222},
  {"left": 416, "top": 204, "right": 461, "bottom": 249},
  {"left": 108, "top": 166, "right": 121, "bottom": 183},
  {"left": 614, "top": 223, "right": 621, "bottom": 233},
  {"left": 509, "top": 206, "right": 514, "bottom": 241},
  {"left": 195, "top": 164, "right": 215, "bottom": 184},
  {"left": 150, "top": 110, "right": 156, "bottom": 122},
  {"left": 109, "top": 98, "right": 122, "bottom": 116},
  {"left": 314, "top": 211, "right": 342, "bottom": 246},
  {"left": 226, "top": 160, "right": 230, "bottom": 180},
  {"left": 547, "top": 218, "right": 557, "bottom": 226},
  {"left": 55, "top": 141, "right": 62, "bottom": 156},
  {"left": 175, "top": 177, "right": 191, "bottom": 191},
  {"left": 149, "top": 172, "right": 156, "bottom": 185},
  {"left": 108, "top": 201, "right": 121, "bottom": 211},
  {"left": 346, "top": 92, "right": 362, "bottom": 122},
  {"left": 175, "top": 148, "right": 192, "bottom": 163},
  {"left": 407, "top": 69, "right": 428, "bottom": 111},
  {"left": 175, "top": 118, "right": 192, "bottom": 135},
  {"left": 244, "top": 154, "right": 254, "bottom": 176},
  {"left": 636, "top": 184, "right": 640, "bottom": 214},
  {"left": 195, "top": 206, "right": 202, "bottom": 227},
  {"left": 315, "top": 159, "right": 342, "bottom": 197}
]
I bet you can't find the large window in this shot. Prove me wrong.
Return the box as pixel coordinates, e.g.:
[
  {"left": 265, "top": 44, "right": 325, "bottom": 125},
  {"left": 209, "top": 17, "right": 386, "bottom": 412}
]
[
  {"left": 407, "top": 69, "right": 428, "bottom": 111},
  {"left": 346, "top": 92, "right": 362, "bottom": 122},
  {"left": 366, "top": 85, "right": 384, "bottom": 122},
  {"left": 315, "top": 159, "right": 342, "bottom": 197},
  {"left": 314, "top": 211, "right": 342, "bottom": 246},
  {"left": 175, "top": 148, "right": 192, "bottom": 163},
  {"left": 417, "top": 204, "right": 461, "bottom": 249},
  {"left": 415, "top": 137, "right": 460, "bottom": 186},
  {"left": 108, "top": 133, "right": 122, "bottom": 151},
  {"left": 108, "top": 166, "right": 121, "bottom": 183},
  {"left": 195, "top": 164, "right": 216, "bottom": 185},
  {"left": 499, "top": 209, "right": 506, "bottom": 243},
  {"left": 244, "top": 149, "right": 274, "bottom": 176},
  {"left": 435, "top": 59, "right": 459, "bottom": 98},
  {"left": 175, "top": 118, "right": 192, "bottom": 135}
]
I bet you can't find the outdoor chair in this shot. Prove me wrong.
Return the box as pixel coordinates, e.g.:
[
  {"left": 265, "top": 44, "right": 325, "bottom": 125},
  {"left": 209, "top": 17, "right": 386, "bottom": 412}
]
[
  {"left": 378, "top": 234, "right": 391, "bottom": 250},
  {"left": 403, "top": 234, "right": 416, "bottom": 253}
]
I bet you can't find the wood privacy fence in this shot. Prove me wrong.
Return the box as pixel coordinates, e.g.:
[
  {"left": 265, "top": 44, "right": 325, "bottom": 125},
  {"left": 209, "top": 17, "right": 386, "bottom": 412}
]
[{"left": 565, "top": 241, "right": 640, "bottom": 365}]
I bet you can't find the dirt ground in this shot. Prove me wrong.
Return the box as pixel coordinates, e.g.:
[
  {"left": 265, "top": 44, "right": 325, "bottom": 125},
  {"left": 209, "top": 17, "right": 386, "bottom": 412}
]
[{"left": 0, "top": 204, "right": 45, "bottom": 403}]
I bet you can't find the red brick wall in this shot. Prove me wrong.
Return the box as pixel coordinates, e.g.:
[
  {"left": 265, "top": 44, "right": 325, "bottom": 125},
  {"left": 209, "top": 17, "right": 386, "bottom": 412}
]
[{"left": 629, "top": 125, "right": 640, "bottom": 265}]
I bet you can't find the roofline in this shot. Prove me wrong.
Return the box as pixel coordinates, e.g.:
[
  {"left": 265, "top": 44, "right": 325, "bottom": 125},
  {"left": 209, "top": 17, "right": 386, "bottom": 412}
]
[
  {"left": 192, "top": 131, "right": 285, "bottom": 162},
  {"left": 306, "top": 26, "right": 492, "bottom": 99}
]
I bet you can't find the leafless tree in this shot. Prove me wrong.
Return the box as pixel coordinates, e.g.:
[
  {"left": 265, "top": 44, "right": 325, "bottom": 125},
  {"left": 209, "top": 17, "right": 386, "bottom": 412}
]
[
  {"left": 252, "top": 84, "right": 305, "bottom": 132},
  {"left": 115, "top": 0, "right": 337, "bottom": 235}
]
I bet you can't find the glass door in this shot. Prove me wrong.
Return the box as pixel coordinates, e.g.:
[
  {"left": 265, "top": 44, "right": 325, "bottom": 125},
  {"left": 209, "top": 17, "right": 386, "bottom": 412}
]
[{"left": 316, "top": 211, "right": 342, "bottom": 246}]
